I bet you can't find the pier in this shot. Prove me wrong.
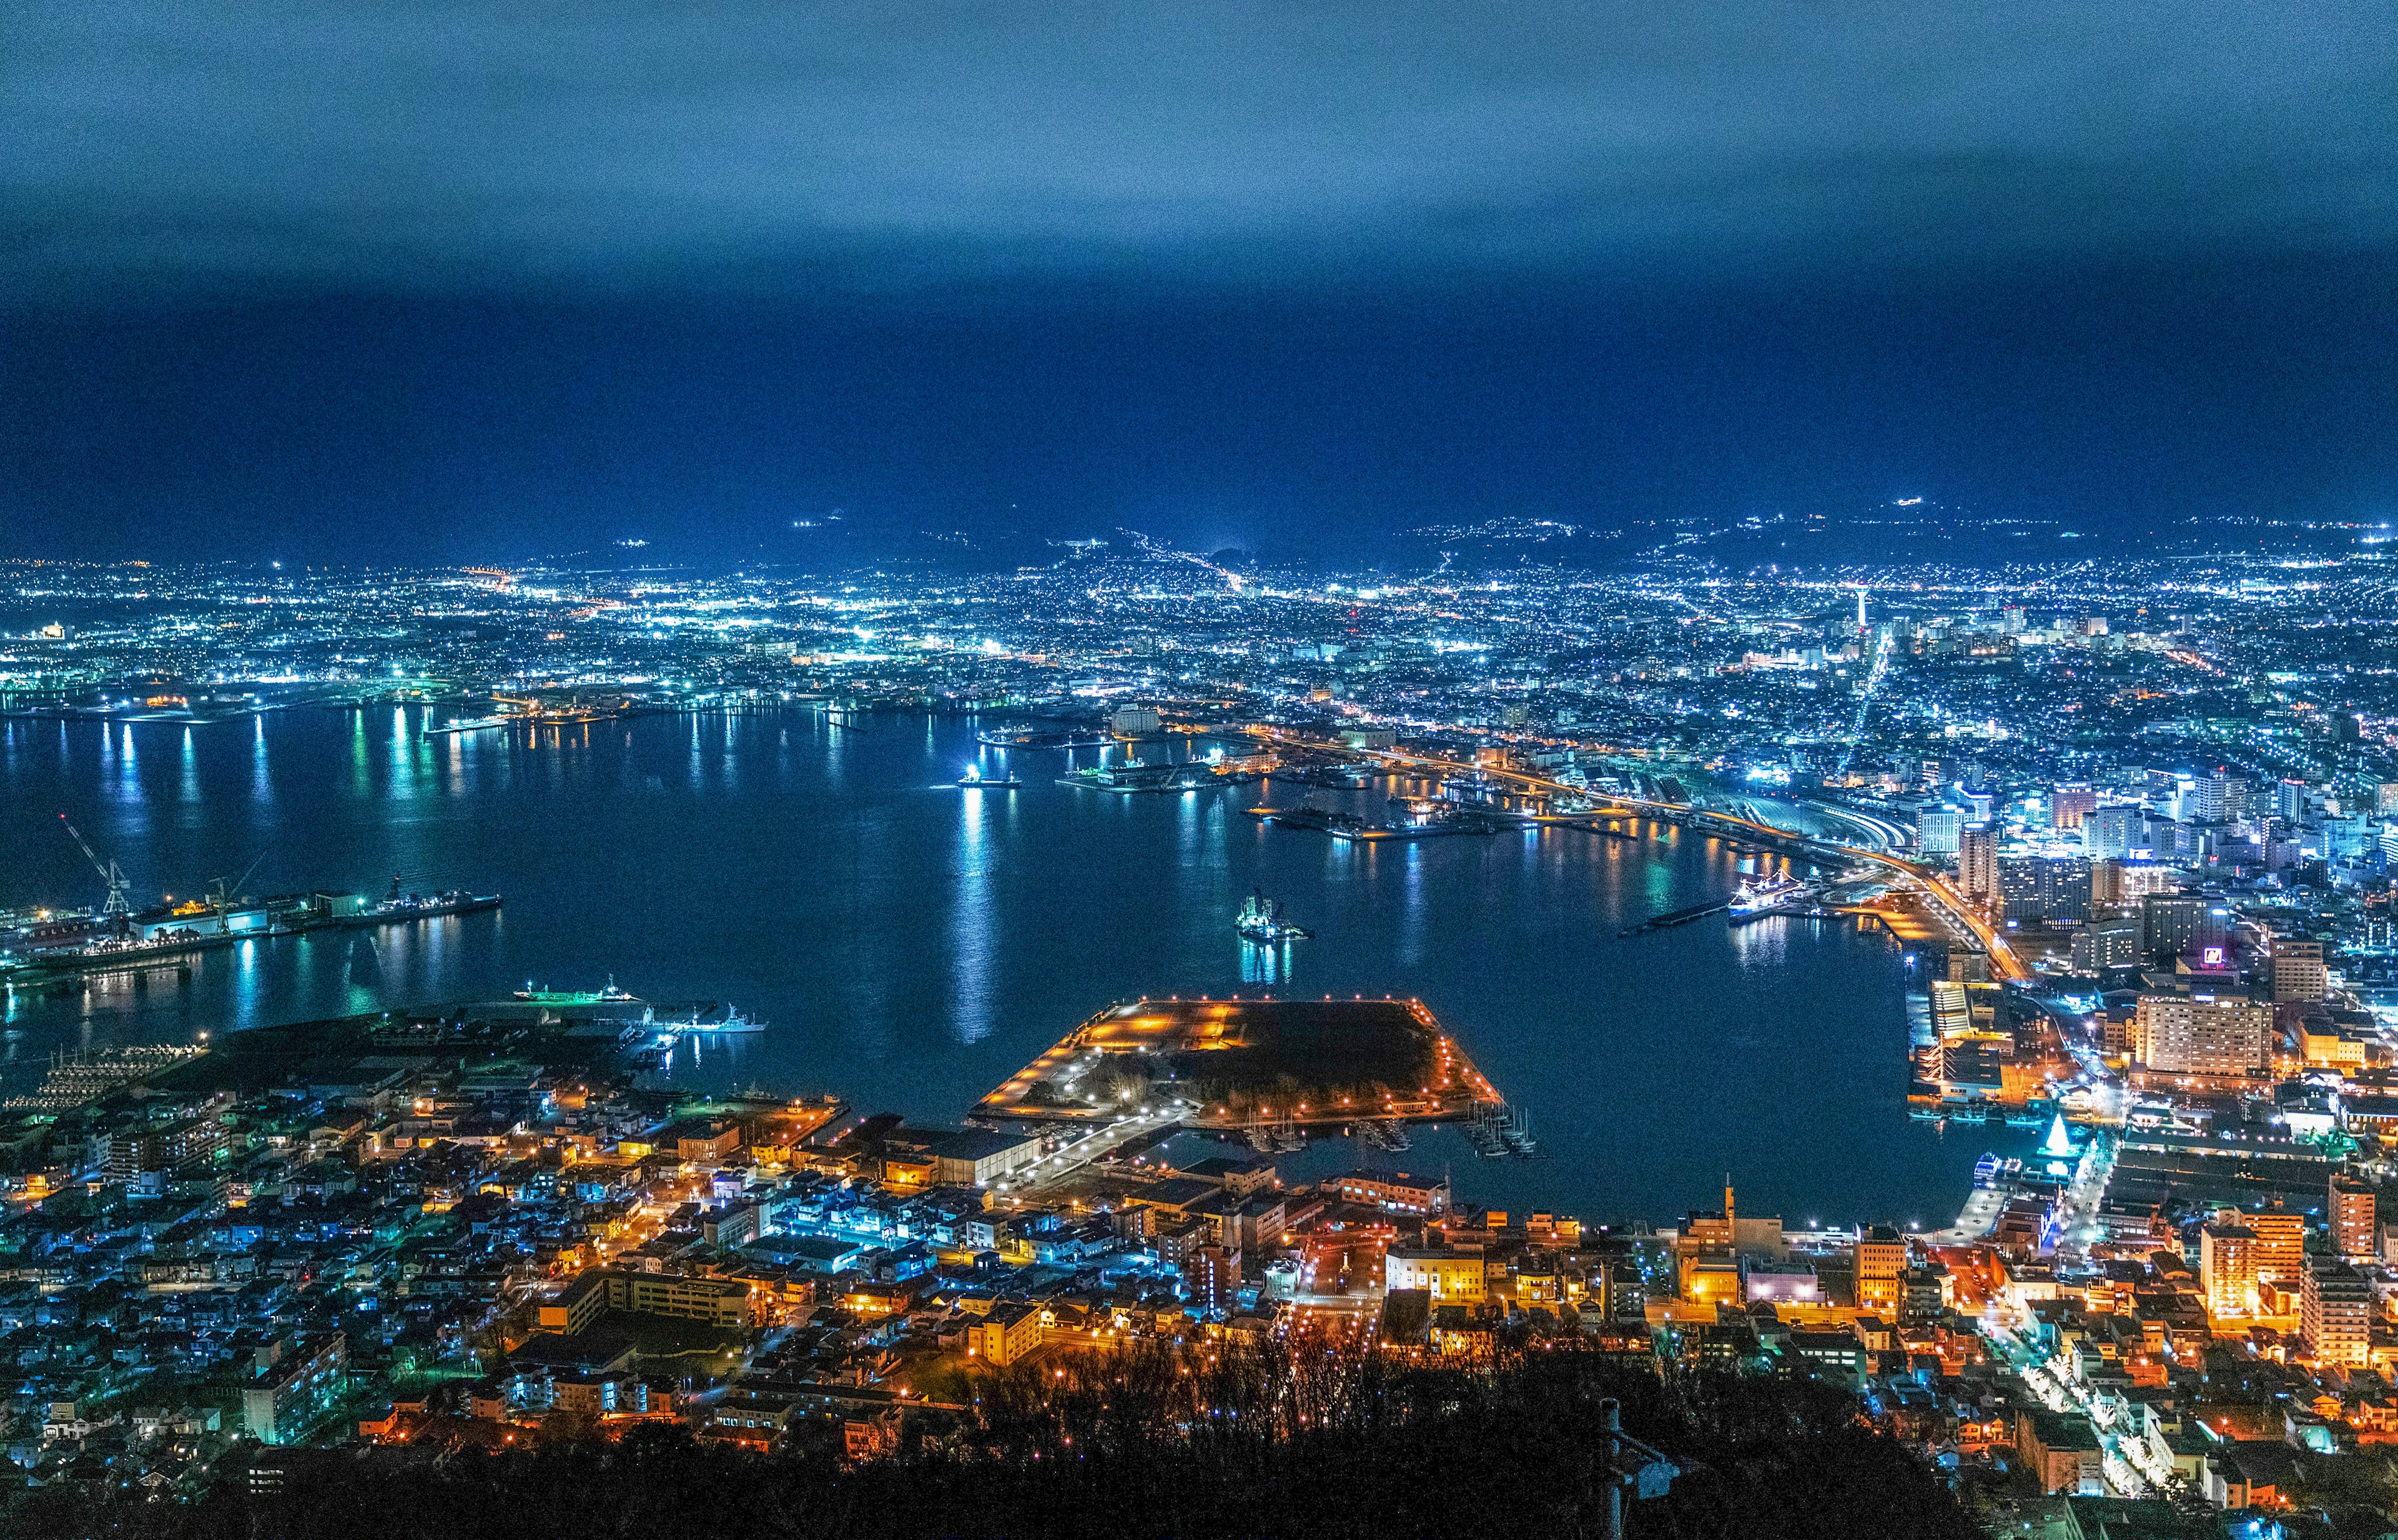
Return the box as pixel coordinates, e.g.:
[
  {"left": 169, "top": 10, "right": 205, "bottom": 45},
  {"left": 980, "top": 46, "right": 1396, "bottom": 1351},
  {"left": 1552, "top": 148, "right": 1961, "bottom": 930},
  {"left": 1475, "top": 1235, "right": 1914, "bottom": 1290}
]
[{"left": 1616, "top": 899, "right": 1730, "bottom": 937}]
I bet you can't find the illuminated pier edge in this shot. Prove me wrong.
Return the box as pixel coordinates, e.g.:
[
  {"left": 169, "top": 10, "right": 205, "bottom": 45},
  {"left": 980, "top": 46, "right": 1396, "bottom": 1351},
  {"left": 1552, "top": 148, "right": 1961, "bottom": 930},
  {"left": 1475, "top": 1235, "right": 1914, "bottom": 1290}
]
[{"left": 977, "top": 994, "right": 1504, "bottom": 1130}]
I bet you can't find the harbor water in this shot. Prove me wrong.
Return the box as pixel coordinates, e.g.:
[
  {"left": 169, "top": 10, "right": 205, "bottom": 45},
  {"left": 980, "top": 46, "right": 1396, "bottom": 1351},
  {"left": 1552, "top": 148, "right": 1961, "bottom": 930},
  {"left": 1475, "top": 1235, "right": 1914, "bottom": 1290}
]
[{"left": 0, "top": 707, "right": 2035, "bottom": 1226}]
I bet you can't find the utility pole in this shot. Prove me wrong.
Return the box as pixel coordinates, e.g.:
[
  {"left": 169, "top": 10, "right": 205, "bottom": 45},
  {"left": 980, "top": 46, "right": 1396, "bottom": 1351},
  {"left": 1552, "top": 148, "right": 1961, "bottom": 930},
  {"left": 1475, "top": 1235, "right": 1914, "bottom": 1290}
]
[{"left": 1600, "top": 1396, "right": 1681, "bottom": 1540}]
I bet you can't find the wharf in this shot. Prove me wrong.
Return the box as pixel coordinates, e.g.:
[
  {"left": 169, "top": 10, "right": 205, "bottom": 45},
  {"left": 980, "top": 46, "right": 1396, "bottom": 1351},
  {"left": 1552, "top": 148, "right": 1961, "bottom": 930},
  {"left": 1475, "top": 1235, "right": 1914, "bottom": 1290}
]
[
  {"left": 1932, "top": 1183, "right": 2009, "bottom": 1245},
  {"left": 978, "top": 995, "right": 1501, "bottom": 1131},
  {"left": 2, "top": 894, "right": 501, "bottom": 988},
  {"left": 422, "top": 715, "right": 516, "bottom": 737},
  {"left": 1062, "top": 766, "right": 1260, "bottom": 795},
  {"left": 1246, "top": 806, "right": 1496, "bottom": 842},
  {"left": 1617, "top": 900, "right": 1730, "bottom": 937},
  {"left": 1727, "top": 902, "right": 1835, "bottom": 925}
]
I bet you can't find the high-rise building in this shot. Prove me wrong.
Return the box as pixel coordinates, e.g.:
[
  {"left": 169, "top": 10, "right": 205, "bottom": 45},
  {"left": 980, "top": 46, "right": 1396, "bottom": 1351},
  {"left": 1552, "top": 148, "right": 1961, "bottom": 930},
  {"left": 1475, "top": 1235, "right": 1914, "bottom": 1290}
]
[
  {"left": 2049, "top": 785, "right": 2097, "bottom": 830},
  {"left": 2199, "top": 1222, "right": 2256, "bottom": 1317},
  {"left": 2277, "top": 779, "right": 2310, "bottom": 822},
  {"left": 1958, "top": 825, "right": 1998, "bottom": 904},
  {"left": 2248, "top": 1211, "right": 2305, "bottom": 1286},
  {"left": 1917, "top": 806, "right": 1963, "bottom": 854},
  {"left": 2070, "top": 919, "right": 2141, "bottom": 974},
  {"left": 2378, "top": 782, "right": 2398, "bottom": 816},
  {"left": 1998, "top": 857, "right": 2093, "bottom": 924},
  {"left": 2188, "top": 771, "right": 2248, "bottom": 824},
  {"left": 2132, "top": 992, "right": 2271, "bottom": 1075},
  {"left": 2273, "top": 940, "right": 2329, "bottom": 1004},
  {"left": 2086, "top": 804, "right": 2138, "bottom": 861},
  {"left": 2332, "top": 1174, "right": 2376, "bottom": 1260},
  {"left": 2141, "top": 893, "right": 2211, "bottom": 959},
  {"left": 2303, "top": 1257, "right": 2373, "bottom": 1367}
]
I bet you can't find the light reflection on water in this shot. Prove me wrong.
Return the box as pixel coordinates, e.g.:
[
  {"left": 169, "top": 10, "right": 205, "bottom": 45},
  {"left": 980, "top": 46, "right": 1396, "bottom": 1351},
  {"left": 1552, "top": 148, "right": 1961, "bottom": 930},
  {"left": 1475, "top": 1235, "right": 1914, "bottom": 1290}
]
[{"left": 0, "top": 706, "right": 2025, "bottom": 1224}]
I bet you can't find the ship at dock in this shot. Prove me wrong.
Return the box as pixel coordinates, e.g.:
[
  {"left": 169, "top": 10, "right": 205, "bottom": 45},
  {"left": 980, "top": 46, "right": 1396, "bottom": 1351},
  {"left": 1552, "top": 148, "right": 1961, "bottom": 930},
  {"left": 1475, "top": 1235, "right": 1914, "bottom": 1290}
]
[
  {"left": 1235, "top": 890, "right": 1312, "bottom": 944},
  {"left": 2, "top": 829, "right": 501, "bottom": 990},
  {"left": 1725, "top": 871, "right": 1815, "bottom": 919},
  {"left": 976, "top": 726, "right": 1109, "bottom": 749}
]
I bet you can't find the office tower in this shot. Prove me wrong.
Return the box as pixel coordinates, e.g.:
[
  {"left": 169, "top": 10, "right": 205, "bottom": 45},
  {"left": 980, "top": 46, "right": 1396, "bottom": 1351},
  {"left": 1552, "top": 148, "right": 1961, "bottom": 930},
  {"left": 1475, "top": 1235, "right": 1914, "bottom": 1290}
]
[
  {"left": 1958, "top": 824, "right": 1998, "bottom": 903},
  {"left": 2277, "top": 779, "right": 2309, "bottom": 822},
  {"left": 1917, "top": 806, "right": 1963, "bottom": 854}
]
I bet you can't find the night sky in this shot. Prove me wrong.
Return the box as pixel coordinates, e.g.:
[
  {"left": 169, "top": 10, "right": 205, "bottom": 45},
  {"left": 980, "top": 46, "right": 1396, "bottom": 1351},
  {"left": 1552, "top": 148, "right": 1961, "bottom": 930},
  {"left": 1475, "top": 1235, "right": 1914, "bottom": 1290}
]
[{"left": 4, "top": 3, "right": 2394, "bottom": 563}]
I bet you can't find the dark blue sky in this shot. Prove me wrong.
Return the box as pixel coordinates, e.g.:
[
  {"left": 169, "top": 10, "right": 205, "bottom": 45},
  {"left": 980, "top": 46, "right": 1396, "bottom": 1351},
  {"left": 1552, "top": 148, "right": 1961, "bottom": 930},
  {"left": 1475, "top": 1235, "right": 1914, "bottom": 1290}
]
[{"left": 3, "top": 2, "right": 2395, "bottom": 562}]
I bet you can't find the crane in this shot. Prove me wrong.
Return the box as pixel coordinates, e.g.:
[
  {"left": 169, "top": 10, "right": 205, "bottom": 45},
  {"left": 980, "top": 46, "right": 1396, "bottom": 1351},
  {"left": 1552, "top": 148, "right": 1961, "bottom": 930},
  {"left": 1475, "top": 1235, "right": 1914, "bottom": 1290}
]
[
  {"left": 58, "top": 814, "right": 132, "bottom": 934},
  {"left": 206, "top": 852, "right": 267, "bottom": 933}
]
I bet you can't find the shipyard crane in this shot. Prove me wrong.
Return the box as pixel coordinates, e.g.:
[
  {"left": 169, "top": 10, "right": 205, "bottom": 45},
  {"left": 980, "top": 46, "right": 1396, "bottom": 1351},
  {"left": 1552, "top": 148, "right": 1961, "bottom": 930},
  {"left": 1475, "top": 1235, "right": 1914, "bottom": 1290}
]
[
  {"left": 206, "top": 853, "right": 267, "bottom": 933},
  {"left": 58, "top": 814, "right": 132, "bottom": 934}
]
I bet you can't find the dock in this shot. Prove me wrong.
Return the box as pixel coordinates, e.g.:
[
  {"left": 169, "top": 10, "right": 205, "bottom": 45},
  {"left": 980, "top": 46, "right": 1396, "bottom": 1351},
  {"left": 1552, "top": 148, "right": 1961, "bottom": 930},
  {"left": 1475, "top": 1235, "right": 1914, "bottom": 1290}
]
[
  {"left": 1616, "top": 900, "right": 1730, "bottom": 937},
  {"left": 1246, "top": 805, "right": 1498, "bottom": 842}
]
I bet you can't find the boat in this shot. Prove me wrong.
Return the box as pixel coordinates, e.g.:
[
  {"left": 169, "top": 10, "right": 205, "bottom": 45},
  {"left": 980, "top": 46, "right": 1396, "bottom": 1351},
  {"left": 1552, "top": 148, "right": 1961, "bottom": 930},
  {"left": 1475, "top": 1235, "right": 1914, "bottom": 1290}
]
[
  {"left": 1235, "top": 890, "right": 1313, "bottom": 944},
  {"left": 1973, "top": 1152, "right": 2002, "bottom": 1186},
  {"left": 515, "top": 975, "right": 641, "bottom": 1006},
  {"left": 954, "top": 765, "right": 1023, "bottom": 789},
  {"left": 660, "top": 1005, "right": 767, "bottom": 1035},
  {"left": 1727, "top": 871, "right": 1811, "bottom": 915},
  {"left": 976, "top": 728, "right": 1109, "bottom": 749},
  {"left": 352, "top": 878, "right": 503, "bottom": 925},
  {"left": 422, "top": 714, "right": 516, "bottom": 738}
]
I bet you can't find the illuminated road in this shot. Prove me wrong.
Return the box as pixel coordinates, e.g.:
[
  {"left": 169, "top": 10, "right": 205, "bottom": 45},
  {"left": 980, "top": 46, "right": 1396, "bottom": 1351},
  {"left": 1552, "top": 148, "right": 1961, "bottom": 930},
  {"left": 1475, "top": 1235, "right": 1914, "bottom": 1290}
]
[
  {"left": 1259, "top": 729, "right": 2031, "bottom": 982},
  {"left": 1981, "top": 1305, "right": 2160, "bottom": 1496},
  {"left": 996, "top": 1106, "right": 1189, "bottom": 1194}
]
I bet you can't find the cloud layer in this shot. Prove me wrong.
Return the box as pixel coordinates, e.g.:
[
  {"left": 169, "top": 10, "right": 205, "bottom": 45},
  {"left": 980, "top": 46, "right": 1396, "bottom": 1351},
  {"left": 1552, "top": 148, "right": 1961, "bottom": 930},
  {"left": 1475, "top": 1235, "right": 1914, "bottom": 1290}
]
[{"left": 6, "top": 1, "right": 2394, "bottom": 300}]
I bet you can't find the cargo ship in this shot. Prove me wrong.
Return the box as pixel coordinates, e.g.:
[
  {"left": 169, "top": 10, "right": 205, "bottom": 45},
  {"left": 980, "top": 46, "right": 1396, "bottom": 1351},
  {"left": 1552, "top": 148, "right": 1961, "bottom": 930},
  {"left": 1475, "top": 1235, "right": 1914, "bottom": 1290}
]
[
  {"left": 954, "top": 764, "right": 1024, "bottom": 789},
  {"left": 1235, "top": 891, "right": 1312, "bottom": 944}
]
